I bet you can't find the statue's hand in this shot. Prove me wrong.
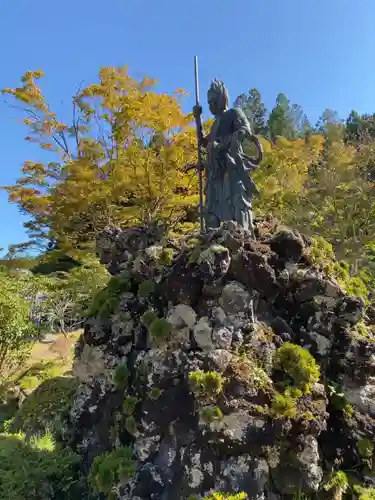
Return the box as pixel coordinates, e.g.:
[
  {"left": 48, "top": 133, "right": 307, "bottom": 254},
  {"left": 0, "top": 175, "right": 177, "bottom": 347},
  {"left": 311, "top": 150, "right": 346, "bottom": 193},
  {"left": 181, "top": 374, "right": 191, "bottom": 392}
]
[
  {"left": 207, "top": 141, "right": 219, "bottom": 156},
  {"left": 193, "top": 105, "right": 203, "bottom": 120}
]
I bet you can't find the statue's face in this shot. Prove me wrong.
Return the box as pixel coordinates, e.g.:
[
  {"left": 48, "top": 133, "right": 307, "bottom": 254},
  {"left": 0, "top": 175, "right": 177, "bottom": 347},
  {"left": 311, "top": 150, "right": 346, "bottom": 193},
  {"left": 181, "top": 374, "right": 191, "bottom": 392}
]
[{"left": 207, "top": 90, "right": 222, "bottom": 116}]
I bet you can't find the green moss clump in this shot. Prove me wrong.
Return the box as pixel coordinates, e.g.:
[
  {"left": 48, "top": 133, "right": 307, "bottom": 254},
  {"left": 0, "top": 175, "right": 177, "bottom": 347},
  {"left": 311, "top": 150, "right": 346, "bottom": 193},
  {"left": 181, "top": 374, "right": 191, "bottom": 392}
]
[
  {"left": 12, "top": 376, "right": 79, "bottom": 436},
  {"left": 274, "top": 343, "right": 320, "bottom": 392},
  {"left": 138, "top": 280, "right": 156, "bottom": 298},
  {"left": 354, "top": 485, "right": 375, "bottom": 499},
  {"left": 123, "top": 396, "right": 138, "bottom": 415},
  {"left": 327, "top": 383, "right": 354, "bottom": 415},
  {"left": 125, "top": 415, "right": 137, "bottom": 435},
  {"left": 113, "top": 363, "right": 130, "bottom": 390},
  {"left": 230, "top": 356, "right": 272, "bottom": 391},
  {"left": 89, "top": 446, "right": 135, "bottom": 495},
  {"left": 185, "top": 237, "right": 201, "bottom": 249},
  {"left": 353, "top": 321, "right": 371, "bottom": 340},
  {"left": 0, "top": 431, "right": 82, "bottom": 500},
  {"left": 88, "top": 274, "right": 131, "bottom": 318},
  {"left": 203, "top": 492, "right": 247, "bottom": 500},
  {"left": 188, "top": 371, "right": 225, "bottom": 401},
  {"left": 141, "top": 310, "right": 158, "bottom": 328},
  {"left": 197, "top": 244, "right": 228, "bottom": 266},
  {"left": 148, "top": 318, "right": 172, "bottom": 345},
  {"left": 199, "top": 406, "right": 223, "bottom": 424},
  {"left": 323, "top": 470, "right": 349, "bottom": 495},
  {"left": 270, "top": 391, "right": 298, "bottom": 420},
  {"left": 188, "top": 246, "right": 202, "bottom": 265},
  {"left": 148, "top": 387, "right": 161, "bottom": 401},
  {"left": 158, "top": 247, "right": 174, "bottom": 266},
  {"left": 357, "top": 438, "right": 374, "bottom": 458}
]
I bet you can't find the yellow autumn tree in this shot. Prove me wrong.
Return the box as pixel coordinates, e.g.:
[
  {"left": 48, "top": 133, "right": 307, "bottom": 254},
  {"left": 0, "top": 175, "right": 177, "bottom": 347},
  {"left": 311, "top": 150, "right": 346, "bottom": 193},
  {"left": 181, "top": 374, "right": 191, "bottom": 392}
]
[
  {"left": 253, "top": 134, "right": 324, "bottom": 224},
  {"left": 306, "top": 138, "right": 375, "bottom": 263},
  {"left": 2, "top": 67, "right": 199, "bottom": 253}
]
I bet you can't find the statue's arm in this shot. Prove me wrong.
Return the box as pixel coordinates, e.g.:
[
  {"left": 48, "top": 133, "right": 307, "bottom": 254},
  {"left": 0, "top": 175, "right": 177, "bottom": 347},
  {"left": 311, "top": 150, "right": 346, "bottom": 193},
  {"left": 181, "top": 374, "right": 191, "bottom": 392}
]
[
  {"left": 193, "top": 105, "right": 208, "bottom": 148},
  {"left": 232, "top": 107, "right": 252, "bottom": 140},
  {"left": 213, "top": 109, "right": 251, "bottom": 153}
]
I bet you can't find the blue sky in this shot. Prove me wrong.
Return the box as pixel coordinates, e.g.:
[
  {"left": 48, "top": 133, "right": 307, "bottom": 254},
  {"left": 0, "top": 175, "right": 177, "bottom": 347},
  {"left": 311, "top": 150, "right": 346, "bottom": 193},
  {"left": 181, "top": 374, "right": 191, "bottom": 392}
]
[{"left": 1, "top": 0, "right": 375, "bottom": 254}]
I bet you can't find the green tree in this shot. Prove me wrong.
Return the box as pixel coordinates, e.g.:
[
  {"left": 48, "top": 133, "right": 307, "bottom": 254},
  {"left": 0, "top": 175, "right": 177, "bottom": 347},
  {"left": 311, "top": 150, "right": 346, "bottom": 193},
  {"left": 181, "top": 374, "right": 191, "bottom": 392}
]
[
  {"left": 268, "top": 93, "right": 294, "bottom": 140},
  {"left": 268, "top": 93, "right": 310, "bottom": 141},
  {"left": 345, "top": 110, "right": 375, "bottom": 144},
  {"left": 234, "top": 88, "right": 268, "bottom": 136},
  {"left": 0, "top": 275, "right": 34, "bottom": 379}
]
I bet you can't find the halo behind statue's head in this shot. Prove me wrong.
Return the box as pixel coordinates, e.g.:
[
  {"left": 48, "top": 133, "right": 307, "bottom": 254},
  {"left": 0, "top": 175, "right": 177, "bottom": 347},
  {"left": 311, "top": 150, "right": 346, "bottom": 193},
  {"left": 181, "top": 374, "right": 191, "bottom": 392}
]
[{"left": 208, "top": 79, "right": 229, "bottom": 110}]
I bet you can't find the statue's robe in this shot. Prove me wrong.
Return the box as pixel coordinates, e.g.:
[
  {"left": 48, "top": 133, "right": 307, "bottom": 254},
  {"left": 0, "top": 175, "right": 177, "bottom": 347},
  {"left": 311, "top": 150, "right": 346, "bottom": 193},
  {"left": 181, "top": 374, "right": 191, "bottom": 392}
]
[{"left": 204, "top": 107, "right": 259, "bottom": 231}]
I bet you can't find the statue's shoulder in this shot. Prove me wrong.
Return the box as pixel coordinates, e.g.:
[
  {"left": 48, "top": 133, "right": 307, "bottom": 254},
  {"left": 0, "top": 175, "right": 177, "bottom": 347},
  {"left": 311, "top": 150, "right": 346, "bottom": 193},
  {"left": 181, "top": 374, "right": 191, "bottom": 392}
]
[
  {"left": 225, "top": 107, "right": 251, "bottom": 132},
  {"left": 226, "top": 106, "right": 248, "bottom": 123}
]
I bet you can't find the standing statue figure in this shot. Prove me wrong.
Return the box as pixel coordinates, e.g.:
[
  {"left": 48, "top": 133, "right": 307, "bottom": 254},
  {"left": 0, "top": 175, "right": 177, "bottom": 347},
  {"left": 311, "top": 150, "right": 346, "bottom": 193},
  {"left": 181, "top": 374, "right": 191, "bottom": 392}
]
[{"left": 192, "top": 79, "right": 263, "bottom": 236}]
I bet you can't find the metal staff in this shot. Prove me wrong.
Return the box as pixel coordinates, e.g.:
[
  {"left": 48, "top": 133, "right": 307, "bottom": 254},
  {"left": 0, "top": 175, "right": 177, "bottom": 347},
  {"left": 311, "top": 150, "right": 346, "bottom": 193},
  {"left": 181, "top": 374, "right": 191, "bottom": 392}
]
[{"left": 194, "top": 56, "right": 205, "bottom": 233}]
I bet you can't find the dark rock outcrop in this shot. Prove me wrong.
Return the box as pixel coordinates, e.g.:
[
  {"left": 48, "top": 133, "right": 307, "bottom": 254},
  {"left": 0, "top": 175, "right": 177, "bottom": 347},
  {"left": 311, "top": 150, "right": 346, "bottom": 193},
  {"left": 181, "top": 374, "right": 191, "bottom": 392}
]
[{"left": 63, "top": 219, "right": 375, "bottom": 499}]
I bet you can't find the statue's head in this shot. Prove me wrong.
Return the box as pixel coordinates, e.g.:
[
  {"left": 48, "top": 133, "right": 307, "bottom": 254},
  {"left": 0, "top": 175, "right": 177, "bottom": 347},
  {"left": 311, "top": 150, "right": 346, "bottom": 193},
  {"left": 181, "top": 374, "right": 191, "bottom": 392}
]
[{"left": 207, "top": 79, "right": 229, "bottom": 116}]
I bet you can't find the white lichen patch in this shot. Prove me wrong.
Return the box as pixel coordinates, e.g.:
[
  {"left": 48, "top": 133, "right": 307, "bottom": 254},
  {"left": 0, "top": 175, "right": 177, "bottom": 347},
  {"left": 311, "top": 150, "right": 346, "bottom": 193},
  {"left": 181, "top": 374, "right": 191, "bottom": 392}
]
[
  {"left": 167, "top": 304, "right": 197, "bottom": 329},
  {"left": 134, "top": 435, "right": 161, "bottom": 462},
  {"left": 193, "top": 317, "right": 213, "bottom": 351},
  {"left": 186, "top": 452, "right": 204, "bottom": 488},
  {"left": 73, "top": 344, "right": 112, "bottom": 384}
]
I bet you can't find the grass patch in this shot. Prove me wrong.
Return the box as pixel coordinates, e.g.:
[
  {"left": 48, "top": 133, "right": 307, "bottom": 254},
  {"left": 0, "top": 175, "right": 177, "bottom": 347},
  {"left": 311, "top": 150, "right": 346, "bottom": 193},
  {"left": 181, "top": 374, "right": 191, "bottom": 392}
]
[{"left": 0, "top": 431, "right": 83, "bottom": 499}]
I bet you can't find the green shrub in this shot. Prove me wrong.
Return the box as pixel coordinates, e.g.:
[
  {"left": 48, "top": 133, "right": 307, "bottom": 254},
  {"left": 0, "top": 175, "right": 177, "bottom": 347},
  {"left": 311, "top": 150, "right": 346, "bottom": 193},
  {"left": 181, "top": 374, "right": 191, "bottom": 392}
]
[
  {"left": 0, "top": 275, "right": 34, "bottom": 379},
  {"left": 88, "top": 446, "right": 135, "bottom": 495},
  {"left": 12, "top": 376, "right": 79, "bottom": 436},
  {"left": 274, "top": 343, "right": 320, "bottom": 392},
  {"left": 309, "top": 236, "right": 335, "bottom": 269},
  {"left": 0, "top": 431, "right": 83, "bottom": 499},
  {"left": 188, "top": 371, "right": 225, "bottom": 401},
  {"left": 309, "top": 236, "right": 369, "bottom": 302}
]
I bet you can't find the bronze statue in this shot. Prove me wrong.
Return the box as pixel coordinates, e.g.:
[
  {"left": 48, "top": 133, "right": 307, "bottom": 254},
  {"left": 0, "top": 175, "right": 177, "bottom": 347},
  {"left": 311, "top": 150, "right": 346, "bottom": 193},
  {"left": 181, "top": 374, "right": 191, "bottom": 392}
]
[{"left": 189, "top": 77, "right": 263, "bottom": 237}]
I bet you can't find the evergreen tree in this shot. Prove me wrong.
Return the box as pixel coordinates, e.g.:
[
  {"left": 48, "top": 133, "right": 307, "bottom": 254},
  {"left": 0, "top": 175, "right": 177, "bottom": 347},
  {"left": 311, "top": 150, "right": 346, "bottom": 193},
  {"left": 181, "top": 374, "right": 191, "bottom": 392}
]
[
  {"left": 268, "top": 93, "right": 293, "bottom": 140},
  {"left": 234, "top": 88, "right": 268, "bottom": 136}
]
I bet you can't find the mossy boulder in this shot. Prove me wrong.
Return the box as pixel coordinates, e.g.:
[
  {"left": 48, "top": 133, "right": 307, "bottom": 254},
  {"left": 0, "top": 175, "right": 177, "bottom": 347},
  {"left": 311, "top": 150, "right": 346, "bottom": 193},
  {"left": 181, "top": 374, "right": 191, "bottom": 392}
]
[
  {"left": 64, "top": 219, "right": 375, "bottom": 499},
  {"left": 11, "top": 376, "right": 79, "bottom": 438}
]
